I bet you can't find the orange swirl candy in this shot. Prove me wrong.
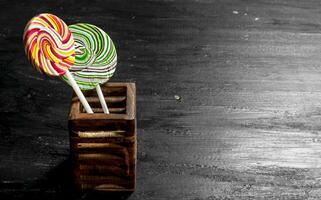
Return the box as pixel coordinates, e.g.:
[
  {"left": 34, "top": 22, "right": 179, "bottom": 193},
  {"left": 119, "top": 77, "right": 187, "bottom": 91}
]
[{"left": 23, "top": 13, "right": 75, "bottom": 76}]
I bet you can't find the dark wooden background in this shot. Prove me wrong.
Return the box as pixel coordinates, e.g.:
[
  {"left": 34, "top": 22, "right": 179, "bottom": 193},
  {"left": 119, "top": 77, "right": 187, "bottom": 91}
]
[{"left": 1, "top": 0, "right": 321, "bottom": 199}]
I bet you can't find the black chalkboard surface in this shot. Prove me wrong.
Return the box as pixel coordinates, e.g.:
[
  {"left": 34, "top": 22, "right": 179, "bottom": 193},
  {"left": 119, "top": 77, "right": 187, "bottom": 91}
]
[{"left": 1, "top": 0, "right": 321, "bottom": 199}]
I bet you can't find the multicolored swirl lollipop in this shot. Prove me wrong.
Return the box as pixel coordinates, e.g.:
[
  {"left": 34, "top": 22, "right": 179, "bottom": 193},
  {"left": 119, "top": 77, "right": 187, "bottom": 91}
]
[
  {"left": 61, "top": 23, "right": 117, "bottom": 113},
  {"left": 23, "top": 13, "right": 93, "bottom": 113}
]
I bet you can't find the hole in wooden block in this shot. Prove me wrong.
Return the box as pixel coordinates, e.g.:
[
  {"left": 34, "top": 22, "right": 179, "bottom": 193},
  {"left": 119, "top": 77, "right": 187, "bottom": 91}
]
[
  {"left": 77, "top": 176, "right": 133, "bottom": 190},
  {"left": 77, "top": 165, "right": 128, "bottom": 177},
  {"left": 76, "top": 131, "right": 127, "bottom": 138},
  {"left": 84, "top": 86, "right": 127, "bottom": 97},
  {"left": 71, "top": 121, "right": 134, "bottom": 137},
  {"left": 79, "top": 86, "right": 127, "bottom": 114}
]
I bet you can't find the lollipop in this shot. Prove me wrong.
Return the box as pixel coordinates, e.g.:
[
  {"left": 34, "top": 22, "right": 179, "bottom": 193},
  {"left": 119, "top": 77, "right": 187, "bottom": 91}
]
[
  {"left": 61, "top": 23, "right": 117, "bottom": 114},
  {"left": 23, "top": 13, "right": 93, "bottom": 113}
]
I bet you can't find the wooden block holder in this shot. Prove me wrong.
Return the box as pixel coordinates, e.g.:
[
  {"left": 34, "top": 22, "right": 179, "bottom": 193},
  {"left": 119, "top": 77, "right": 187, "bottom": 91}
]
[{"left": 68, "top": 83, "right": 136, "bottom": 193}]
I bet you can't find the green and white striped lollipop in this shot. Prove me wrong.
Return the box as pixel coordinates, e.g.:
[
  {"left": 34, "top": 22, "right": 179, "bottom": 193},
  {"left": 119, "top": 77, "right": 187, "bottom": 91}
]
[{"left": 62, "top": 23, "right": 117, "bottom": 113}]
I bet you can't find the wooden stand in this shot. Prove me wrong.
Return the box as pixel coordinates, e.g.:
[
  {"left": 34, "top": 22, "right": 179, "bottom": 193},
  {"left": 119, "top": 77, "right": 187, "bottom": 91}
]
[{"left": 68, "top": 83, "right": 136, "bottom": 192}]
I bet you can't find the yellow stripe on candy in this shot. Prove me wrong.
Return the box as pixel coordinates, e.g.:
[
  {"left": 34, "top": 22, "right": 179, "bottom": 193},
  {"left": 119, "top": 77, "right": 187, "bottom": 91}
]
[
  {"left": 53, "top": 46, "right": 74, "bottom": 58},
  {"left": 46, "top": 46, "right": 63, "bottom": 64},
  {"left": 64, "top": 56, "right": 75, "bottom": 64}
]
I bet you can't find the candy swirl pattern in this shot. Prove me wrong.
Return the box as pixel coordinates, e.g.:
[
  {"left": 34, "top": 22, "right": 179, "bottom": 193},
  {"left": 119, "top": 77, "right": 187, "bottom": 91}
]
[
  {"left": 61, "top": 23, "right": 117, "bottom": 90},
  {"left": 23, "top": 13, "right": 75, "bottom": 76}
]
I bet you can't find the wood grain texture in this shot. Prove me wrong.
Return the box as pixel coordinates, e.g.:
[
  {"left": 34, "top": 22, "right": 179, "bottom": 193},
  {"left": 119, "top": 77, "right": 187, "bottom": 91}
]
[{"left": 1, "top": 0, "right": 321, "bottom": 199}]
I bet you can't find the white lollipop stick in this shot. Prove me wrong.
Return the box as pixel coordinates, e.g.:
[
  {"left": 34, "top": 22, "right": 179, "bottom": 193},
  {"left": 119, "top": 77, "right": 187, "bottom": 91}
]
[
  {"left": 96, "top": 84, "right": 109, "bottom": 114},
  {"left": 65, "top": 70, "right": 93, "bottom": 114},
  {"left": 84, "top": 54, "right": 109, "bottom": 114},
  {"left": 86, "top": 54, "right": 109, "bottom": 114}
]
